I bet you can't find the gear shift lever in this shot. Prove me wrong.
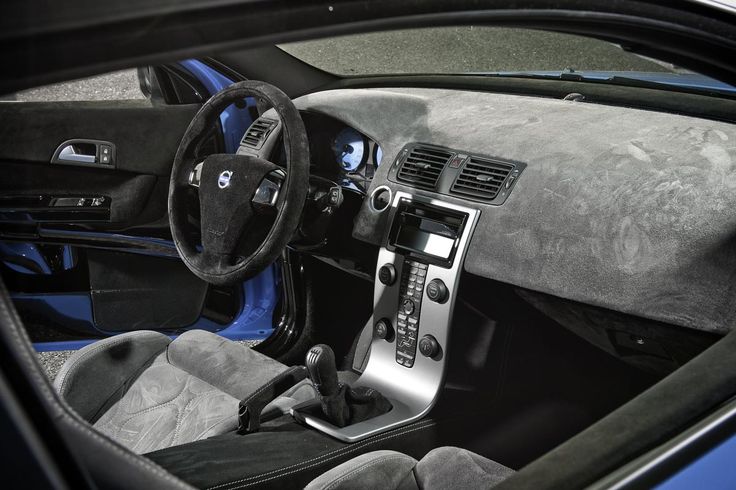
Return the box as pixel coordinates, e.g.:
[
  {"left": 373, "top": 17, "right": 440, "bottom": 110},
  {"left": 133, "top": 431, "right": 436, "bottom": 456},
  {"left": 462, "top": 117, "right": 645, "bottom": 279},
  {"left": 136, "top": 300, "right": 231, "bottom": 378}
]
[
  {"left": 306, "top": 344, "right": 340, "bottom": 397},
  {"left": 304, "top": 344, "right": 392, "bottom": 428}
]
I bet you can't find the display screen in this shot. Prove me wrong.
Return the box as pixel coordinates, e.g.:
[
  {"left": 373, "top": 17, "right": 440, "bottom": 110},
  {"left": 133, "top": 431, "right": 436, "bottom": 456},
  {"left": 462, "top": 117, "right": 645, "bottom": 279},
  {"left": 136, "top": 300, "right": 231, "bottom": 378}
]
[
  {"left": 388, "top": 198, "right": 467, "bottom": 267},
  {"left": 395, "top": 225, "right": 455, "bottom": 260}
]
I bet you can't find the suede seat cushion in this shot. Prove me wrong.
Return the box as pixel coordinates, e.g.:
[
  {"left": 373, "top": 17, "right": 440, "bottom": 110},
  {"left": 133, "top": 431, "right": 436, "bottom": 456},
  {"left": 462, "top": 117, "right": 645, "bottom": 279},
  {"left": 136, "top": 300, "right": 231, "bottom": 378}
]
[
  {"left": 55, "top": 329, "right": 289, "bottom": 454},
  {"left": 306, "top": 447, "right": 514, "bottom": 490}
]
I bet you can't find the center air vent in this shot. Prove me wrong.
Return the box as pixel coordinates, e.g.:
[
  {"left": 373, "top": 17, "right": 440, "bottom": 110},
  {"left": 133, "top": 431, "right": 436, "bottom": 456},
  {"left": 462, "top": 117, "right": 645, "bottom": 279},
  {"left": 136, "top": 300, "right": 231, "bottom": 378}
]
[
  {"left": 396, "top": 145, "right": 453, "bottom": 190},
  {"left": 241, "top": 118, "right": 278, "bottom": 149},
  {"left": 450, "top": 156, "right": 514, "bottom": 201}
]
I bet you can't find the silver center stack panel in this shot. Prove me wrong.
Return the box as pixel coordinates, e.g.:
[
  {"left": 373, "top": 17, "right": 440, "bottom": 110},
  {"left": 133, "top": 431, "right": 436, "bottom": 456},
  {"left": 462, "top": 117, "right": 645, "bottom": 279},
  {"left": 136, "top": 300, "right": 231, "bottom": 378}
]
[{"left": 295, "top": 191, "right": 479, "bottom": 442}]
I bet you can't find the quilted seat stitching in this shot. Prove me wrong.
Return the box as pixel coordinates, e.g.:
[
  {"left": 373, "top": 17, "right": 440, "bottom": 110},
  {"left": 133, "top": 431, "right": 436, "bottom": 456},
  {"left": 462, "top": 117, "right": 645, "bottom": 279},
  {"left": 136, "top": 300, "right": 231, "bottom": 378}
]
[
  {"left": 101, "top": 366, "right": 235, "bottom": 451},
  {"left": 171, "top": 387, "right": 227, "bottom": 446}
]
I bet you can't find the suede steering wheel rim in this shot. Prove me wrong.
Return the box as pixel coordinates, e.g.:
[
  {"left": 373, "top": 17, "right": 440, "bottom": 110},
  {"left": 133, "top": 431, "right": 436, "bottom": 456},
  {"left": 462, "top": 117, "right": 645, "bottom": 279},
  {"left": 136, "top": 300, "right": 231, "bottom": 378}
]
[{"left": 168, "top": 81, "right": 309, "bottom": 285}]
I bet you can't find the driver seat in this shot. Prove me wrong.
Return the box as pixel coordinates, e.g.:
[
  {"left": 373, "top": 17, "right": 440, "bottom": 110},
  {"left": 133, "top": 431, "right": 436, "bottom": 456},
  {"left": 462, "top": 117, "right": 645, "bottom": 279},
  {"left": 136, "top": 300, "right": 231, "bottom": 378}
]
[{"left": 54, "top": 329, "right": 308, "bottom": 454}]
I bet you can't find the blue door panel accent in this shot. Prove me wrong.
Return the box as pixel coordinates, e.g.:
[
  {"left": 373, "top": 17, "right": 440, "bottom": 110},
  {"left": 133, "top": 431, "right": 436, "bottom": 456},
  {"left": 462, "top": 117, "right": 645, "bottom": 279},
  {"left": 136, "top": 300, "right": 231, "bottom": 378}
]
[
  {"left": 29, "top": 262, "right": 280, "bottom": 351},
  {"left": 1, "top": 242, "right": 56, "bottom": 274},
  {"left": 177, "top": 59, "right": 255, "bottom": 153},
  {"left": 655, "top": 432, "right": 736, "bottom": 489}
]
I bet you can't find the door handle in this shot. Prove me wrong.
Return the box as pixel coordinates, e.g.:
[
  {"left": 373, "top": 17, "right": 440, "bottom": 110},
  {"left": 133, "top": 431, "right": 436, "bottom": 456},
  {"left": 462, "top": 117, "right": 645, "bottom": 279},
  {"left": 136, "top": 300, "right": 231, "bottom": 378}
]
[
  {"left": 58, "top": 144, "right": 96, "bottom": 163},
  {"left": 52, "top": 139, "right": 116, "bottom": 167}
]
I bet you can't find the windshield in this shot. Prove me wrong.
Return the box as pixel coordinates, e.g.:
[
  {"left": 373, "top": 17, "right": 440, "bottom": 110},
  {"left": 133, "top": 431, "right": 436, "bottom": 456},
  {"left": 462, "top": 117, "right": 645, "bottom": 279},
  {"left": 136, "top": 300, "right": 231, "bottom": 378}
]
[{"left": 279, "top": 26, "right": 735, "bottom": 95}]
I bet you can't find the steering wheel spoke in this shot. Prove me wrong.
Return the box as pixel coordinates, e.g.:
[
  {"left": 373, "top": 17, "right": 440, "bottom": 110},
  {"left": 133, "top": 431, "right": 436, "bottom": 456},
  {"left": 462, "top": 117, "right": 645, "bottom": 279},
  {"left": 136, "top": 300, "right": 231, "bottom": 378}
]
[
  {"left": 188, "top": 161, "right": 205, "bottom": 188},
  {"left": 252, "top": 169, "right": 285, "bottom": 210}
]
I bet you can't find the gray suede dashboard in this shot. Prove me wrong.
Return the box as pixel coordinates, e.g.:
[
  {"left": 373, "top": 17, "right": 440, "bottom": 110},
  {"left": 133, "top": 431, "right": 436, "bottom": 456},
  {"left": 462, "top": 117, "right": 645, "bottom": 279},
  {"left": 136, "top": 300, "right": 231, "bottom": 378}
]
[{"left": 289, "top": 87, "right": 736, "bottom": 335}]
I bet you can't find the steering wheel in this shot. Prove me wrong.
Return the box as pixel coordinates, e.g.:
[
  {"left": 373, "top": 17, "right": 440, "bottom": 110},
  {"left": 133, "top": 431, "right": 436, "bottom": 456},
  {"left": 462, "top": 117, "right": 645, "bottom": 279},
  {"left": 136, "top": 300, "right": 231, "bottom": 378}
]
[{"left": 169, "top": 81, "right": 309, "bottom": 285}]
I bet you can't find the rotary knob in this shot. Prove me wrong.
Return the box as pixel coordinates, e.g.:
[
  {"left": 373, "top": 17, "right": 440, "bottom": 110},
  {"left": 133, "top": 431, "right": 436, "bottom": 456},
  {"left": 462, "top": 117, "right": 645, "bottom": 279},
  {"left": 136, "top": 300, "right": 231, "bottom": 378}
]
[
  {"left": 426, "top": 279, "right": 449, "bottom": 303},
  {"left": 419, "top": 335, "right": 441, "bottom": 358},
  {"left": 378, "top": 264, "right": 396, "bottom": 285},
  {"left": 374, "top": 318, "right": 394, "bottom": 341}
]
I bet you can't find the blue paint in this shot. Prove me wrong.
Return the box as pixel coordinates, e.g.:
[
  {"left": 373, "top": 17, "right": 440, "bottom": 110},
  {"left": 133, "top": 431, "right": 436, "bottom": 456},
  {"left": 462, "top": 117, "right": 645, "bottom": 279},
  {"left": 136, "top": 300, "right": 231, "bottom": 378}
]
[
  {"left": 29, "top": 264, "right": 280, "bottom": 351},
  {"left": 188, "top": 263, "right": 281, "bottom": 340},
  {"left": 471, "top": 70, "right": 736, "bottom": 95},
  {"left": 13, "top": 293, "right": 96, "bottom": 334},
  {"left": 61, "top": 245, "right": 75, "bottom": 269},
  {"left": 0, "top": 242, "right": 52, "bottom": 274},
  {"left": 177, "top": 59, "right": 255, "bottom": 153},
  {"left": 655, "top": 432, "right": 736, "bottom": 489}
]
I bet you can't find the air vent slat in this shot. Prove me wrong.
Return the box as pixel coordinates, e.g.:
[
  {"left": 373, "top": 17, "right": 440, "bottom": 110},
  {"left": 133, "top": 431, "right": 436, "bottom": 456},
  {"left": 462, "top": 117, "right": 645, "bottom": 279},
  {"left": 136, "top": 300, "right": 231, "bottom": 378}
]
[
  {"left": 450, "top": 156, "right": 514, "bottom": 201},
  {"left": 397, "top": 145, "right": 453, "bottom": 190},
  {"left": 241, "top": 118, "right": 277, "bottom": 150}
]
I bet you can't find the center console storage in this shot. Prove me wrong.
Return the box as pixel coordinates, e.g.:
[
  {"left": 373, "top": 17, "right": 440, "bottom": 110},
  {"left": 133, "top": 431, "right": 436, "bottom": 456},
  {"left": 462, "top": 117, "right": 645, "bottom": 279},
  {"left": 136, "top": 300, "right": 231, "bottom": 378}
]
[{"left": 293, "top": 191, "right": 479, "bottom": 442}]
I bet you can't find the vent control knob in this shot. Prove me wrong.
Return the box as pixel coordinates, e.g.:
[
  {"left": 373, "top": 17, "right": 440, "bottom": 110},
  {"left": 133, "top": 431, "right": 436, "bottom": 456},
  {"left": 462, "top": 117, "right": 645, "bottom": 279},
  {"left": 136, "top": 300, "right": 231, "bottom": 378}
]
[
  {"left": 426, "top": 279, "right": 449, "bottom": 303},
  {"left": 378, "top": 264, "right": 396, "bottom": 286}
]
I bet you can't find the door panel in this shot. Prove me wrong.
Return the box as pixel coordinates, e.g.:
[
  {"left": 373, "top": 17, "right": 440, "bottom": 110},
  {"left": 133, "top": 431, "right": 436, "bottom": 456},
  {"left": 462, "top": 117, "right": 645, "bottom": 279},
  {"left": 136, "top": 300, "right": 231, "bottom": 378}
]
[
  {"left": 0, "top": 63, "right": 281, "bottom": 350},
  {"left": 0, "top": 101, "right": 198, "bottom": 176}
]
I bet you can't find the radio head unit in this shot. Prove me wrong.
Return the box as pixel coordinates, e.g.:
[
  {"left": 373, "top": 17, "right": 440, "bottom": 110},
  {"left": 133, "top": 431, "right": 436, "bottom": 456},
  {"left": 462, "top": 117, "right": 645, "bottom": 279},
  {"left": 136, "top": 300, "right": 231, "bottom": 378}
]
[{"left": 387, "top": 198, "right": 468, "bottom": 268}]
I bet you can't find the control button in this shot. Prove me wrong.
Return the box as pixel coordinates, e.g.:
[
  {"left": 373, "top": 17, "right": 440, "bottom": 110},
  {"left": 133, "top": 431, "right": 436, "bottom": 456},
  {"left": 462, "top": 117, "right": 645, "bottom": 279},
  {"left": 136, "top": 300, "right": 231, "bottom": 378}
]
[
  {"left": 426, "top": 279, "right": 449, "bottom": 303},
  {"left": 419, "top": 335, "right": 441, "bottom": 358},
  {"left": 449, "top": 155, "right": 465, "bottom": 168},
  {"left": 378, "top": 264, "right": 397, "bottom": 285},
  {"left": 374, "top": 318, "right": 394, "bottom": 341},
  {"left": 401, "top": 299, "right": 415, "bottom": 315},
  {"left": 327, "top": 186, "right": 343, "bottom": 207}
]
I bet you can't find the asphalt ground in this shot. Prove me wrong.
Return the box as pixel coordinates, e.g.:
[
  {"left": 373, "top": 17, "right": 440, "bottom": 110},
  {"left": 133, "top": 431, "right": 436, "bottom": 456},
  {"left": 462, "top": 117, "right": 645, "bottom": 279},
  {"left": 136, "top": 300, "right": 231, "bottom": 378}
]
[
  {"left": 279, "top": 27, "right": 670, "bottom": 75},
  {"left": 1, "top": 69, "right": 146, "bottom": 101}
]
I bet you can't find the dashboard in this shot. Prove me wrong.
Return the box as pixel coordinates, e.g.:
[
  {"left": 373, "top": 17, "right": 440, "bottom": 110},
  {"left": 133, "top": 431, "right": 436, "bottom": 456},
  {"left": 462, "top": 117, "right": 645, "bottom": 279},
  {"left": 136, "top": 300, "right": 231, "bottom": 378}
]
[{"left": 257, "top": 87, "right": 736, "bottom": 338}]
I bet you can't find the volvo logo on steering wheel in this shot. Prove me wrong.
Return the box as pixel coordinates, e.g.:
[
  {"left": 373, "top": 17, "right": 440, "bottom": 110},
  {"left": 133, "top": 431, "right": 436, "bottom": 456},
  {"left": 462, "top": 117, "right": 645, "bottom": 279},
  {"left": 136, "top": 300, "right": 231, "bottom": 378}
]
[{"left": 218, "top": 170, "right": 233, "bottom": 189}]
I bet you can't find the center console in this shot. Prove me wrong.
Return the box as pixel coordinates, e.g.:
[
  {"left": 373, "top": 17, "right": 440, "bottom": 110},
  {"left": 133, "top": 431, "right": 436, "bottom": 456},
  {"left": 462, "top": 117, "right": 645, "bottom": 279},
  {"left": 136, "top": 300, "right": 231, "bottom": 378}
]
[{"left": 295, "top": 190, "right": 479, "bottom": 441}]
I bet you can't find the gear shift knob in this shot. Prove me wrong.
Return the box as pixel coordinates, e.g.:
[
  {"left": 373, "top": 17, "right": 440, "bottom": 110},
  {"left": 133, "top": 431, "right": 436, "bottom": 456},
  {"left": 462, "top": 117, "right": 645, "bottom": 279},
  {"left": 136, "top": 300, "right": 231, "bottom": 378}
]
[{"left": 306, "top": 344, "right": 340, "bottom": 397}]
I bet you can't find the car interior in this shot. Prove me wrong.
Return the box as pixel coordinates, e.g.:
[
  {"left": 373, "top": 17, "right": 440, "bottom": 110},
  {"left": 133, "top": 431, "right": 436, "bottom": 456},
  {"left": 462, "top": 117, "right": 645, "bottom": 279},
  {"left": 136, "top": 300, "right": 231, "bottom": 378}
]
[{"left": 2, "top": 2, "right": 736, "bottom": 489}]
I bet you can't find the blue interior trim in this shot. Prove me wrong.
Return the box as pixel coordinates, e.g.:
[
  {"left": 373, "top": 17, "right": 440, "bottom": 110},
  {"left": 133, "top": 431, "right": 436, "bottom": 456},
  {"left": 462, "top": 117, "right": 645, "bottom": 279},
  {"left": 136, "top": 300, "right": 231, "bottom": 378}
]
[
  {"left": 655, "top": 432, "right": 736, "bottom": 489},
  {"left": 178, "top": 59, "right": 255, "bottom": 153},
  {"left": 1, "top": 242, "right": 53, "bottom": 274}
]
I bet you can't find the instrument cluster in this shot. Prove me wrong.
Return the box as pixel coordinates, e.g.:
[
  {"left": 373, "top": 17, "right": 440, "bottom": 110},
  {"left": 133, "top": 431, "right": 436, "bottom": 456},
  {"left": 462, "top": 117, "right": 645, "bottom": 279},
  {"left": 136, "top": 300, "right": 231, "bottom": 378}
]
[{"left": 301, "top": 112, "right": 383, "bottom": 194}]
